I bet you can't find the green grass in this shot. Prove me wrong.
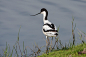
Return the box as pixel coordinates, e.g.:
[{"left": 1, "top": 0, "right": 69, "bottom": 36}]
[{"left": 38, "top": 43, "right": 86, "bottom": 57}]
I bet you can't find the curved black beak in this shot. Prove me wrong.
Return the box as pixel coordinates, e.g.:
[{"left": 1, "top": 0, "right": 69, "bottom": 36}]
[{"left": 30, "top": 12, "right": 40, "bottom": 16}]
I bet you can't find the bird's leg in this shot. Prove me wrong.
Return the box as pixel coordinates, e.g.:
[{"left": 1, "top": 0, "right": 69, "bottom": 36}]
[
  {"left": 50, "top": 37, "right": 52, "bottom": 51},
  {"left": 47, "top": 36, "right": 51, "bottom": 52},
  {"left": 46, "top": 36, "right": 48, "bottom": 54},
  {"left": 47, "top": 37, "right": 50, "bottom": 46},
  {"left": 51, "top": 37, "right": 53, "bottom": 49},
  {"left": 46, "top": 36, "right": 48, "bottom": 47},
  {"left": 51, "top": 37, "right": 53, "bottom": 50},
  {"left": 52, "top": 36, "right": 53, "bottom": 40}
]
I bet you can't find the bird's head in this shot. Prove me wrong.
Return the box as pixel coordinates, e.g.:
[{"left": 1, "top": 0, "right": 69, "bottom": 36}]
[{"left": 31, "top": 8, "right": 48, "bottom": 16}]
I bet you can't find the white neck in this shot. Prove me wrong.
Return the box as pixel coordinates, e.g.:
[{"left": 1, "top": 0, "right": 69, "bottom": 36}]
[
  {"left": 43, "top": 14, "right": 51, "bottom": 24},
  {"left": 42, "top": 11, "right": 47, "bottom": 24}
]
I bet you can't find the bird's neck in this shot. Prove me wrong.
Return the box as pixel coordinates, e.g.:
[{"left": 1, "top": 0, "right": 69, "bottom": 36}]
[{"left": 43, "top": 12, "right": 48, "bottom": 24}]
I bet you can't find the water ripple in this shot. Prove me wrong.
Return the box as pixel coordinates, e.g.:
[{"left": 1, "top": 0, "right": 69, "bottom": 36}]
[
  {"left": 72, "top": 0, "right": 86, "bottom": 3},
  {"left": 38, "top": 0, "right": 58, "bottom": 6}
]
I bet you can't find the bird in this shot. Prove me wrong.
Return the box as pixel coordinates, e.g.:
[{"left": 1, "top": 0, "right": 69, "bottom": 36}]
[{"left": 31, "top": 8, "right": 58, "bottom": 48}]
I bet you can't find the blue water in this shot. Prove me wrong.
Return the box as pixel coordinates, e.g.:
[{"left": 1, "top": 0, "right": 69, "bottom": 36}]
[{"left": 0, "top": 0, "right": 86, "bottom": 55}]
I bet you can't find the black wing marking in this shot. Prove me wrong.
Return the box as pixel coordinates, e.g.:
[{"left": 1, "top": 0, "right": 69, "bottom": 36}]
[
  {"left": 43, "top": 23, "right": 55, "bottom": 29},
  {"left": 43, "top": 29, "right": 58, "bottom": 32}
]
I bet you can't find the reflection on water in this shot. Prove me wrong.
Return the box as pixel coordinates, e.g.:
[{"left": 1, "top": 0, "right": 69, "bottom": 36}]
[{"left": 0, "top": 0, "right": 86, "bottom": 55}]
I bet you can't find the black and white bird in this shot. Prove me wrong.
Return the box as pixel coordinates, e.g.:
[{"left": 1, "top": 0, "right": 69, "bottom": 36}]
[{"left": 31, "top": 8, "right": 58, "bottom": 41}]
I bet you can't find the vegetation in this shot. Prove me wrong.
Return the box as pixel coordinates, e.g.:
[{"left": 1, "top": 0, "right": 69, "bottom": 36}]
[
  {"left": 0, "top": 17, "right": 86, "bottom": 57},
  {"left": 38, "top": 43, "right": 86, "bottom": 57},
  {"left": 1, "top": 26, "right": 28, "bottom": 57}
]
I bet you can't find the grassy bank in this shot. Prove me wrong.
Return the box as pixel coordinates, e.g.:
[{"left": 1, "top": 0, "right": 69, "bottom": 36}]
[{"left": 38, "top": 43, "right": 86, "bottom": 57}]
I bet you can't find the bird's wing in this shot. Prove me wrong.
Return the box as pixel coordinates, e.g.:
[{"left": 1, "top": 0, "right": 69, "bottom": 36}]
[
  {"left": 50, "top": 23, "right": 57, "bottom": 30},
  {"left": 43, "top": 23, "right": 57, "bottom": 30},
  {"left": 43, "top": 23, "right": 58, "bottom": 32},
  {"left": 43, "top": 25, "right": 52, "bottom": 31}
]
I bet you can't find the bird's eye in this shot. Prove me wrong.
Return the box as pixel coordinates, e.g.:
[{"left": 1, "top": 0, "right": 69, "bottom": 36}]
[{"left": 41, "top": 10, "right": 43, "bottom": 12}]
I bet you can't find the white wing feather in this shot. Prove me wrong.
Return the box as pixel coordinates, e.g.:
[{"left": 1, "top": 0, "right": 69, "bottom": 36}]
[{"left": 43, "top": 25, "right": 53, "bottom": 31}]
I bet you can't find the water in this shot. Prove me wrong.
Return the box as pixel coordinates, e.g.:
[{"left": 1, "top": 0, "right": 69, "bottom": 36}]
[{"left": 0, "top": 0, "right": 86, "bottom": 55}]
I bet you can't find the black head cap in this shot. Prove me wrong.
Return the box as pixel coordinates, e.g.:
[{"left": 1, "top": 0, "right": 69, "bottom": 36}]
[
  {"left": 40, "top": 8, "right": 48, "bottom": 12},
  {"left": 40, "top": 8, "right": 48, "bottom": 20}
]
